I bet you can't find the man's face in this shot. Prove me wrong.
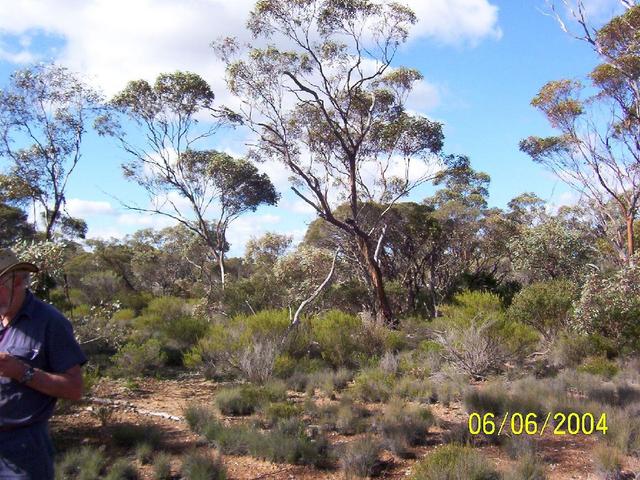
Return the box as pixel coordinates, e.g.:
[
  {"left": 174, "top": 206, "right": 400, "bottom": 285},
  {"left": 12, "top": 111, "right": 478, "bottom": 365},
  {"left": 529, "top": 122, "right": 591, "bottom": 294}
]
[{"left": 0, "top": 274, "right": 17, "bottom": 316}]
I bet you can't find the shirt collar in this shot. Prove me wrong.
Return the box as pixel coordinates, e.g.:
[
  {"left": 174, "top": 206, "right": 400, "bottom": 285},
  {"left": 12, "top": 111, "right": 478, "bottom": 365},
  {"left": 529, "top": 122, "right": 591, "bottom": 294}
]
[{"left": 12, "top": 289, "right": 35, "bottom": 325}]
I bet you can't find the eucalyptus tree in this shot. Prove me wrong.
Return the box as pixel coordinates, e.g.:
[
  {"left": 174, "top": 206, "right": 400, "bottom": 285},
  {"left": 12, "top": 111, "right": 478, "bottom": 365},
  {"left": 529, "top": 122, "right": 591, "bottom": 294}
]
[
  {"left": 521, "top": 4, "right": 640, "bottom": 264},
  {"left": 215, "top": 0, "right": 444, "bottom": 326},
  {"left": 100, "top": 72, "right": 278, "bottom": 288},
  {"left": 0, "top": 64, "right": 104, "bottom": 240}
]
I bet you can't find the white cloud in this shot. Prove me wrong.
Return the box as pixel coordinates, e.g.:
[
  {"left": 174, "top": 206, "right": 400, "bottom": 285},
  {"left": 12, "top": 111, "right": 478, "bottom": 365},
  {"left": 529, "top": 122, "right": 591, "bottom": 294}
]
[
  {"left": 116, "top": 211, "right": 177, "bottom": 229},
  {"left": 65, "top": 198, "right": 115, "bottom": 217},
  {"left": 405, "top": 0, "right": 502, "bottom": 46},
  {"left": 0, "top": 0, "right": 501, "bottom": 100},
  {"left": 226, "top": 213, "right": 282, "bottom": 255},
  {"left": 406, "top": 79, "right": 441, "bottom": 113}
]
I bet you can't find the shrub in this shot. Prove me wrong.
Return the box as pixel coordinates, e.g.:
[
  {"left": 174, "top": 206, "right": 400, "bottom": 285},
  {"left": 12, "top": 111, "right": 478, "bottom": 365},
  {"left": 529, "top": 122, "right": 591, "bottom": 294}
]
[
  {"left": 237, "top": 339, "right": 279, "bottom": 384},
  {"left": 152, "top": 452, "right": 172, "bottom": 480},
  {"left": 602, "top": 408, "right": 640, "bottom": 456},
  {"left": 573, "top": 261, "right": 640, "bottom": 352},
  {"left": 463, "top": 385, "right": 508, "bottom": 416},
  {"left": 184, "top": 309, "right": 289, "bottom": 380},
  {"left": 110, "top": 339, "right": 167, "bottom": 378},
  {"left": 431, "top": 370, "right": 467, "bottom": 407},
  {"left": 351, "top": 368, "right": 395, "bottom": 403},
  {"left": 410, "top": 444, "right": 500, "bottom": 480},
  {"left": 180, "top": 451, "right": 226, "bottom": 480},
  {"left": 215, "top": 385, "right": 263, "bottom": 416},
  {"left": 103, "top": 458, "right": 138, "bottom": 480},
  {"left": 507, "top": 279, "right": 576, "bottom": 341},
  {"left": 503, "top": 454, "right": 546, "bottom": 480},
  {"left": 340, "top": 436, "right": 383, "bottom": 479},
  {"left": 432, "top": 291, "right": 538, "bottom": 379},
  {"left": 311, "top": 310, "right": 363, "bottom": 367},
  {"left": 135, "top": 442, "right": 154, "bottom": 465},
  {"left": 204, "top": 421, "right": 257, "bottom": 456},
  {"left": 262, "top": 419, "right": 332, "bottom": 469},
  {"left": 184, "top": 404, "right": 217, "bottom": 435},
  {"left": 111, "top": 423, "right": 163, "bottom": 450},
  {"left": 378, "top": 401, "right": 435, "bottom": 457},
  {"left": 55, "top": 446, "right": 105, "bottom": 479},
  {"left": 393, "top": 377, "right": 435, "bottom": 403},
  {"left": 578, "top": 356, "right": 619, "bottom": 379},
  {"left": 215, "top": 382, "right": 287, "bottom": 416},
  {"left": 593, "top": 445, "right": 624, "bottom": 480},
  {"left": 264, "top": 402, "right": 301, "bottom": 426},
  {"left": 313, "top": 397, "right": 370, "bottom": 436}
]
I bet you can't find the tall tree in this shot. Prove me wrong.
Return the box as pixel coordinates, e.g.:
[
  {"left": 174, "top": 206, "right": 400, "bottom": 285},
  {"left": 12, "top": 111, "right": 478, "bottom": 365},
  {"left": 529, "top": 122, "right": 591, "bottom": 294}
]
[
  {"left": 521, "top": 4, "right": 640, "bottom": 264},
  {"left": 100, "top": 72, "right": 278, "bottom": 288},
  {"left": 216, "top": 0, "right": 444, "bottom": 326},
  {"left": 0, "top": 64, "right": 104, "bottom": 240}
]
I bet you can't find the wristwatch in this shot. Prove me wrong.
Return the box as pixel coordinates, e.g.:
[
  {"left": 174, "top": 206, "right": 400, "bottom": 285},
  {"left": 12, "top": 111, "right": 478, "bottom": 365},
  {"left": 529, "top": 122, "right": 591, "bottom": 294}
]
[{"left": 19, "top": 364, "right": 35, "bottom": 384}]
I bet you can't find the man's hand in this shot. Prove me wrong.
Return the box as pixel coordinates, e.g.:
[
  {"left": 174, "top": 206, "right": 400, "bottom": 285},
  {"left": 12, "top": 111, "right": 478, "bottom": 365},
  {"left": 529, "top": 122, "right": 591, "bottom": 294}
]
[
  {"left": 0, "top": 352, "right": 26, "bottom": 380},
  {"left": 0, "top": 352, "right": 83, "bottom": 400}
]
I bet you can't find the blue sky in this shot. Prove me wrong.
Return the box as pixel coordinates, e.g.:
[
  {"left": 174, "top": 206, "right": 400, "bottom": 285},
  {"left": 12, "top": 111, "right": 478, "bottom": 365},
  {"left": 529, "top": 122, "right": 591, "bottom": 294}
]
[{"left": 0, "top": 0, "right": 624, "bottom": 256}]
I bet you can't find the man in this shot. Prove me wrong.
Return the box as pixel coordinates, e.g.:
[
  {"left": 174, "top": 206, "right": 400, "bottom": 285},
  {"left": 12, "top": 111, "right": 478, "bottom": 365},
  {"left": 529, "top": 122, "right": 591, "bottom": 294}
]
[{"left": 0, "top": 249, "right": 86, "bottom": 479}]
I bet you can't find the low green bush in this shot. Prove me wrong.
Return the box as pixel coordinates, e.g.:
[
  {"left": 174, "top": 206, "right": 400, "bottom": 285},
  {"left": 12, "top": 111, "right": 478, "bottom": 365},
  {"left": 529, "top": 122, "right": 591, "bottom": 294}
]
[
  {"left": 577, "top": 356, "right": 619, "bottom": 379},
  {"left": 111, "top": 423, "right": 163, "bottom": 450},
  {"left": 261, "top": 419, "right": 332, "bottom": 469},
  {"left": 351, "top": 368, "right": 395, "bottom": 403},
  {"left": 110, "top": 339, "right": 167, "bottom": 378},
  {"left": 340, "top": 436, "right": 383, "bottom": 479},
  {"left": 410, "top": 444, "right": 500, "bottom": 480},
  {"left": 103, "top": 458, "right": 138, "bottom": 480},
  {"left": 378, "top": 401, "right": 435, "bottom": 457},
  {"left": 507, "top": 279, "right": 576, "bottom": 340},
  {"left": 215, "top": 382, "right": 287, "bottom": 416},
  {"left": 180, "top": 451, "right": 226, "bottom": 480},
  {"left": 152, "top": 452, "right": 172, "bottom": 480},
  {"left": 264, "top": 402, "right": 301, "bottom": 426},
  {"left": 55, "top": 446, "right": 106, "bottom": 479},
  {"left": 184, "top": 404, "right": 217, "bottom": 435},
  {"left": 503, "top": 454, "right": 547, "bottom": 480}
]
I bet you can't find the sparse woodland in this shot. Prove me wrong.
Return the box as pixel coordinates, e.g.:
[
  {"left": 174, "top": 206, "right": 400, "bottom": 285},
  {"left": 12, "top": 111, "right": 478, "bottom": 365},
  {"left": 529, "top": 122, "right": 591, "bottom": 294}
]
[{"left": 1, "top": 0, "right": 640, "bottom": 479}]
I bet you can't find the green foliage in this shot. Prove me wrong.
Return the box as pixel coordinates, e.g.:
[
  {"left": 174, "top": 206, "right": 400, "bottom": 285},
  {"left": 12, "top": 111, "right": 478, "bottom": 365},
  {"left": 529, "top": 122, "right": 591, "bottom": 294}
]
[
  {"left": 577, "top": 356, "right": 619, "bottom": 379},
  {"left": 152, "top": 452, "right": 172, "bottom": 480},
  {"left": 593, "top": 445, "right": 624, "bottom": 479},
  {"left": 262, "top": 419, "right": 332, "bottom": 468},
  {"left": 103, "top": 458, "right": 138, "bottom": 480},
  {"left": 110, "top": 339, "right": 167, "bottom": 378},
  {"left": 55, "top": 446, "right": 105, "bottom": 480},
  {"left": 507, "top": 279, "right": 576, "bottom": 340},
  {"left": 503, "top": 454, "right": 547, "bottom": 480},
  {"left": 340, "top": 436, "right": 383, "bottom": 479},
  {"left": 184, "top": 404, "right": 217, "bottom": 435},
  {"left": 186, "top": 309, "right": 289, "bottom": 380},
  {"left": 215, "top": 382, "right": 287, "bottom": 416},
  {"left": 135, "top": 442, "right": 154, "bottom": 465},
  {"left": 310, "top": 310, "right": 362, "bottom": 367},
  {"left": 378, "top": 401, "right": 435, "bottom": 457},
  {"left": 264, "top": 402, "right": 301, "bottom": 425},
  {"left": 111, "top": 423, "right": 163, "bottom": 450},
  {"left": 351, "top": 368, "right": 396, "bottom": 403},
  {"left": 574, "top": 261, "right": 640, "bottom": 352},
  {"left": 180, "top": 451, "right": 226, "bottom": 480},
  {"left": 433, "top": 291, "right": 538, "bottom": 378},
  {"left": 410, "top": 444, "right": 500, "bottom": 480}
]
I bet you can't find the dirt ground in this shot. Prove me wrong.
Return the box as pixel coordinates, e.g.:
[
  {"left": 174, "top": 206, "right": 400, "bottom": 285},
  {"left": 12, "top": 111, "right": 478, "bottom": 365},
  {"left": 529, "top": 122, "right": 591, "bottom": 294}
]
[{"left": 49, "top": 375, "right": 640, "bottom": 479}]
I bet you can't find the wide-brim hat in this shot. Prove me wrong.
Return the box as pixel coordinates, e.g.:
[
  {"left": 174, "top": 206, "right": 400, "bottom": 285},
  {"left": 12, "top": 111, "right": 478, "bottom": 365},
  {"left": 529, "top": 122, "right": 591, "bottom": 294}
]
[{"left": 0, "top": 249, "right": 39, "bottom": 279}]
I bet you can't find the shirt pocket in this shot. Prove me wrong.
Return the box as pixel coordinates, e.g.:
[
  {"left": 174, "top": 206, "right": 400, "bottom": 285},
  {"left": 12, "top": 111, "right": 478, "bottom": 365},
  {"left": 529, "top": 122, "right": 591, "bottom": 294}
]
[{"left": 8, "top": 346, "right": 40, "bottom": 365}]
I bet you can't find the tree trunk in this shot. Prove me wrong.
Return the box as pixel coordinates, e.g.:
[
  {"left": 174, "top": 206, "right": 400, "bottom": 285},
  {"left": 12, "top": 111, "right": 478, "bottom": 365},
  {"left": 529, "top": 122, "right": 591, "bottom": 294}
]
[
  {"left": 218, "top": 253, "right": 226, "bottom": 290},
  {"left": 355, "top": 236, "right": 396, "bottom": 328},
  {"left": 627, "top": 214, "right": 635, "bottom": 264}
]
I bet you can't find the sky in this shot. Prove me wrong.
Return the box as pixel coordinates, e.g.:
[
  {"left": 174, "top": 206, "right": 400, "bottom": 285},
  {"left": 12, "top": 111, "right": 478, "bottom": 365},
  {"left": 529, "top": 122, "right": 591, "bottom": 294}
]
[{"left": 0, "top": 0, "right": 627, "bottom": 257}]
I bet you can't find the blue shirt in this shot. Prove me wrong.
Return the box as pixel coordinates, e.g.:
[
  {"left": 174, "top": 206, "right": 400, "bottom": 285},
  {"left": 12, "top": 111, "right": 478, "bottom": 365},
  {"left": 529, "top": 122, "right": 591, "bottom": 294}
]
[{"left": 0, "top": 290, "right": 86, "bottom": 428}]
